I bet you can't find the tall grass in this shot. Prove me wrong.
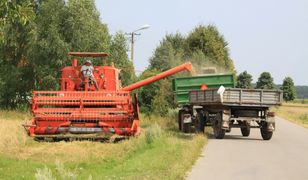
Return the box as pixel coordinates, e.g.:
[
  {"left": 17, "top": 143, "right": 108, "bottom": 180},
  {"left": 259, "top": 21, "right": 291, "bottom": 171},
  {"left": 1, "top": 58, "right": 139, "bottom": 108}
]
[
  {"left": 0, "top": 119, "right": 28, "bottom": 154},
  {"left": 0, "top": 109, "right": 31, "bottom": 120}
]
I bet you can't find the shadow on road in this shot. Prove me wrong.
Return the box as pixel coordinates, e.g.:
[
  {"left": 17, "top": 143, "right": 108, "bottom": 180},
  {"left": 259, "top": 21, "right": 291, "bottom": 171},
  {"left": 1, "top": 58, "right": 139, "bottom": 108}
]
[{"left": 207, "top": 134, "right": 263, "bottom": 141}]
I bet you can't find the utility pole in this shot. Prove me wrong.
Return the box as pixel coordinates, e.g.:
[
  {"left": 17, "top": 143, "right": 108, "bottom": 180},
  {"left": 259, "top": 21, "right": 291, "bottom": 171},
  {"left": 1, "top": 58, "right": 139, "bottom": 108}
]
[
  {"left": 126, "top": 25, "right": 150, "bottom": 66},
  {"left": 129, "top": 32, "right": 140, "bottom": 63}
]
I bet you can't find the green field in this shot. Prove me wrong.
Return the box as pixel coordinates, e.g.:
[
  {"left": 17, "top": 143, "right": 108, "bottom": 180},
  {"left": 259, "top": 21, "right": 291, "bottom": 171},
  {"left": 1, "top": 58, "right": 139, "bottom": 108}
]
[
  {"left": 289, "top": 99, "right": 308, "bottom": 104},
  {"left": 0, "top": 110, "right": 206, "bottom": 180}
]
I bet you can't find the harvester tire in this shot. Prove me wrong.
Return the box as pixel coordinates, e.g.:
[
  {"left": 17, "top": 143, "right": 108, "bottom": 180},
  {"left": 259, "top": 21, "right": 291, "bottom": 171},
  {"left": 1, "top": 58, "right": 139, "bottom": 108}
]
[
  {"left": 213, "top": 113, "right": 225, "bottom": 139},
  {"left": 260, "top": 122, "right": 273, "bottom": 140}
]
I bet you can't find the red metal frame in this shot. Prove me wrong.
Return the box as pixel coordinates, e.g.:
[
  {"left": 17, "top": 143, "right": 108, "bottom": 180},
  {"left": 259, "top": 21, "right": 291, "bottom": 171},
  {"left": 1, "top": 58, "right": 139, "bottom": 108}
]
[{"left": 25, "top": 91, "right": 138, "bottom": 136}]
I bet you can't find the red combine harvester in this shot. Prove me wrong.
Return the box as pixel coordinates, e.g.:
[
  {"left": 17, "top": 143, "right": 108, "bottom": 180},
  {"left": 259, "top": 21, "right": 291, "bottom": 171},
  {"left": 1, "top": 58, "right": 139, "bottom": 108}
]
[{"left": 23, "top": 52, "right": 192, "bottom": 141}]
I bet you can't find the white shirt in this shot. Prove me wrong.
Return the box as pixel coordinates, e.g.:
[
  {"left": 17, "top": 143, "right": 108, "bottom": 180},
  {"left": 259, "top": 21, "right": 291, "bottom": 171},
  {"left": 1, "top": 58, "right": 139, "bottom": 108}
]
[{"left": 81, "top": 65, "right": 94, "bottom": 78}]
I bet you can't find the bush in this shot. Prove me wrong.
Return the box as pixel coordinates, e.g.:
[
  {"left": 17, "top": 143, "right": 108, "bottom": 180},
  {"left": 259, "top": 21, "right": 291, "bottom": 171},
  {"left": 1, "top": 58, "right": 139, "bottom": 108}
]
[
  {"left": 35, "top": 166, "right": 54, "bottom": 180},
  {"left": 35, "top": 161, "right": 80, "bottom": 180},
  {"left": 145, "top": 123, "right": 162, "bottom": 144},
  {"left": 299, "top": 114, "right": 308, "bottom": 121}
]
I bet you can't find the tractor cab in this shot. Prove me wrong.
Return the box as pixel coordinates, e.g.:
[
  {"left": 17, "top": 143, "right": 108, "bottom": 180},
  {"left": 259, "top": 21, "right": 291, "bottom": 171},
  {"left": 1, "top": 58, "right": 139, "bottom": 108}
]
[{"left": 60, "top": 52, "right": 121, "bottom": 91}]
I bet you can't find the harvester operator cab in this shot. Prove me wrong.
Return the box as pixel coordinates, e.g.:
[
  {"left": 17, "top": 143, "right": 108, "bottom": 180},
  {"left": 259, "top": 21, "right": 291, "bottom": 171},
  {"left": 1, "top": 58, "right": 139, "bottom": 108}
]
[{"left": 61, "top": 52, "right": 121, "bottom": 91}]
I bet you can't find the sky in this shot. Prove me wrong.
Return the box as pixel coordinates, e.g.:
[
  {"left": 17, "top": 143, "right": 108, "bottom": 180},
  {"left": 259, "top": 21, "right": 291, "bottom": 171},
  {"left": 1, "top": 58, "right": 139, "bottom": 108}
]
[{"left": 95, "top": 0, "right": 308, "bottom": 85}]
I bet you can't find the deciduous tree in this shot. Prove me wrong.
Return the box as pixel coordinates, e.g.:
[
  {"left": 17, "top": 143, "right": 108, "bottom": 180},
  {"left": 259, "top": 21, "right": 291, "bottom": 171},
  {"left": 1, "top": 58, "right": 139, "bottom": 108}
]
[
  {"left": 109, "top": 32, "right": 135, "bottom": 86},
  {"left": 0, "top": 0, "right": 35, "bottom": 108},
  {"left": 142, "top": 24, "right": 236, "bottom": 113},
  {"left": 256, "top": 72, "right": 275, "bottom": 89},
  {"left": 236, "top": 71, "right": 253, "bottom": 89},
  {"left": 281, "top": 77, "right": 296, "bottom": 101}
]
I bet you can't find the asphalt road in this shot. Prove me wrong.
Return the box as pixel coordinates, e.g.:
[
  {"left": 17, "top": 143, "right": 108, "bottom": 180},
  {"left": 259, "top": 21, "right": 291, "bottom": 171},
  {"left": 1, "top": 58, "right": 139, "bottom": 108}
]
[{"left": 187, "top": 117, "right": 308, "bottom": 180}]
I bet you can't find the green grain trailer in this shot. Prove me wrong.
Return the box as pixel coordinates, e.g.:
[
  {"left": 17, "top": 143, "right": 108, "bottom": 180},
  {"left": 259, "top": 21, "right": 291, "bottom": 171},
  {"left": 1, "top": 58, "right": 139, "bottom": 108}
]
[
  {"left": 172, "top": 73, "right": 235, "bottom": 105},
  {"left": 173, "top": 73, "right": 282, "bottom": 140}
]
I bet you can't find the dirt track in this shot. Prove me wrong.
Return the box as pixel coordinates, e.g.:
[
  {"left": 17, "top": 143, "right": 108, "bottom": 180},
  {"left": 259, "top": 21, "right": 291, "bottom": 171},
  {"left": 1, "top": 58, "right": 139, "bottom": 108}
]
[{"left": 187, "top": 117, "right": 308, "bottom": 180}]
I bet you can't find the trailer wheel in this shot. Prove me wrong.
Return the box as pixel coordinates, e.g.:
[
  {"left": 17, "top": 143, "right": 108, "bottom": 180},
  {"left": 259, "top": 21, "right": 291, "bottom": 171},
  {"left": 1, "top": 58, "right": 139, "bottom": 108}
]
[
  {"left": 178, "top": 110, "right": 184, "bottom": 131},
  {"left": 195, "top": 112, "right": 205, "bottom": 133},
  {"left": 213, "top": 113, "right": 225, "bottom": 139},
  {"left": 241, "top": 127, "right": 250, "bottom": 137},
  {"left": 178, "top": 109, "right": 191, "bottom": 133},
  {"left": 260, "top": 122, "right": 273, "bottom": 140},
  {"left": 240, "top": 123, "right": 250, "bottom": 137},
  {"left": 183, "top": 123, "right": 191, "bottom": 133}
]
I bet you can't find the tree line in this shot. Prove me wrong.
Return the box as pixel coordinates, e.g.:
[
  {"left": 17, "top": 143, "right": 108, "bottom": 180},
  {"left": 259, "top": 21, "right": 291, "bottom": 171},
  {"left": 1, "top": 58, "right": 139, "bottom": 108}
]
[
  {"left": 0, "top": 0, "right": 135, "bottom": 108},
  {"left": 295, "top": 86, "right": 308, "bottom": 99},
  {"left": 236, "top": 71, "right": 296, "bottom": 101},
  {"left": 142, "top": 24, "right": 297, "bottom": 115},
  {"left": 0, "top": 1, "right": 297, "bottom": 113},
  {"left": 138, "top": 25, "right": 235, "bottom": 115}
]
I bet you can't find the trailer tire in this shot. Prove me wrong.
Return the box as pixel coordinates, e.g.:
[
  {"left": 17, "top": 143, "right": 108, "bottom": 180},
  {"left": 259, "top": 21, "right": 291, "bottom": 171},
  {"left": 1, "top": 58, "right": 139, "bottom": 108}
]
[
  {"left": 195, "top": 112, "right": 205, "bottom": 133},
  {"left": 241, "top": 127, "right": 250, "bottom": 137},
  {"left": 183, "top": 123, "right": 191, "bottom": 133},
  {"left": 240, "top": 124, "right": 250, "bottom": 137},
  {"left": 178, "top": 110, "right": 184, "bottom": 131},
  {"left": 179, "top": 109, "right": 191, "bottom": 133},
  {"left": 260, "top": 122, "right": 273, "bottom": 140},
  {"left": 213, "top": 113, "right": 225, "bottom": 139}
]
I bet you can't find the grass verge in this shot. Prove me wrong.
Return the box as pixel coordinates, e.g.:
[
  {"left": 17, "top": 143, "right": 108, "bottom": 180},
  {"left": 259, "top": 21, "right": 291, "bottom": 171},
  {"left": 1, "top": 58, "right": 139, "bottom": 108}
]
[
  {"left": 274, "top": 103, "right": 308, "bottom": 128},
  {"left": 0, "top": 110, "right": 206, "bottom": 180}
]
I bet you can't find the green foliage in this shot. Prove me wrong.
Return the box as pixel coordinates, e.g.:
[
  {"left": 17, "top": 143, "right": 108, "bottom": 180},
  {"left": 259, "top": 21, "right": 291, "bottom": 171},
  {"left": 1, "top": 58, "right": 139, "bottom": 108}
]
[
  {"left": 149, "top": 33, "right": 185, "bottom": 71},
  {"left": 0, "top": 0, "right": 35, "bottom": 43},
  {"left": 144, "top": 123, "right": 162, "bottom": 144},
  {"left": 64, "top": 0, "right": 109, "bottom": 52},
  {"left": 138, "top": 69, "right": 161, "bottom": 113},
  {"left": 295, "top": 86, "right": 308, "bottom": 98},
  {"left": 109, "top": 32, "right": 136, "bottom": 86},
  {"left": 236, "top": 71, "right": 253, "bottom": 89},
  {"left": 186, "top": 25, "right": 235, "bottom": 72},
  {"left": 28, "top": 0, "right": 110, "bottom": 91},
  {"left": 152, "top": 79, "right": 174, "bottom": 116},
  {"left": 0, "top": 0, "right": 35, "bottom": 108},
  {"left": 256, "top": 72, "right": 275, "bottom": 89},
  {"left": 28, "top": 0, "right": 70, "bottom": 90},
  {"left": 282, "top": 77, "right": 296, "bottom": 101},
  {"left": 142, "top": 24, "right": 235, "bottom": 114},
  {"left": 0, "top": 0, "right": 132, "bottom": 108}
]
